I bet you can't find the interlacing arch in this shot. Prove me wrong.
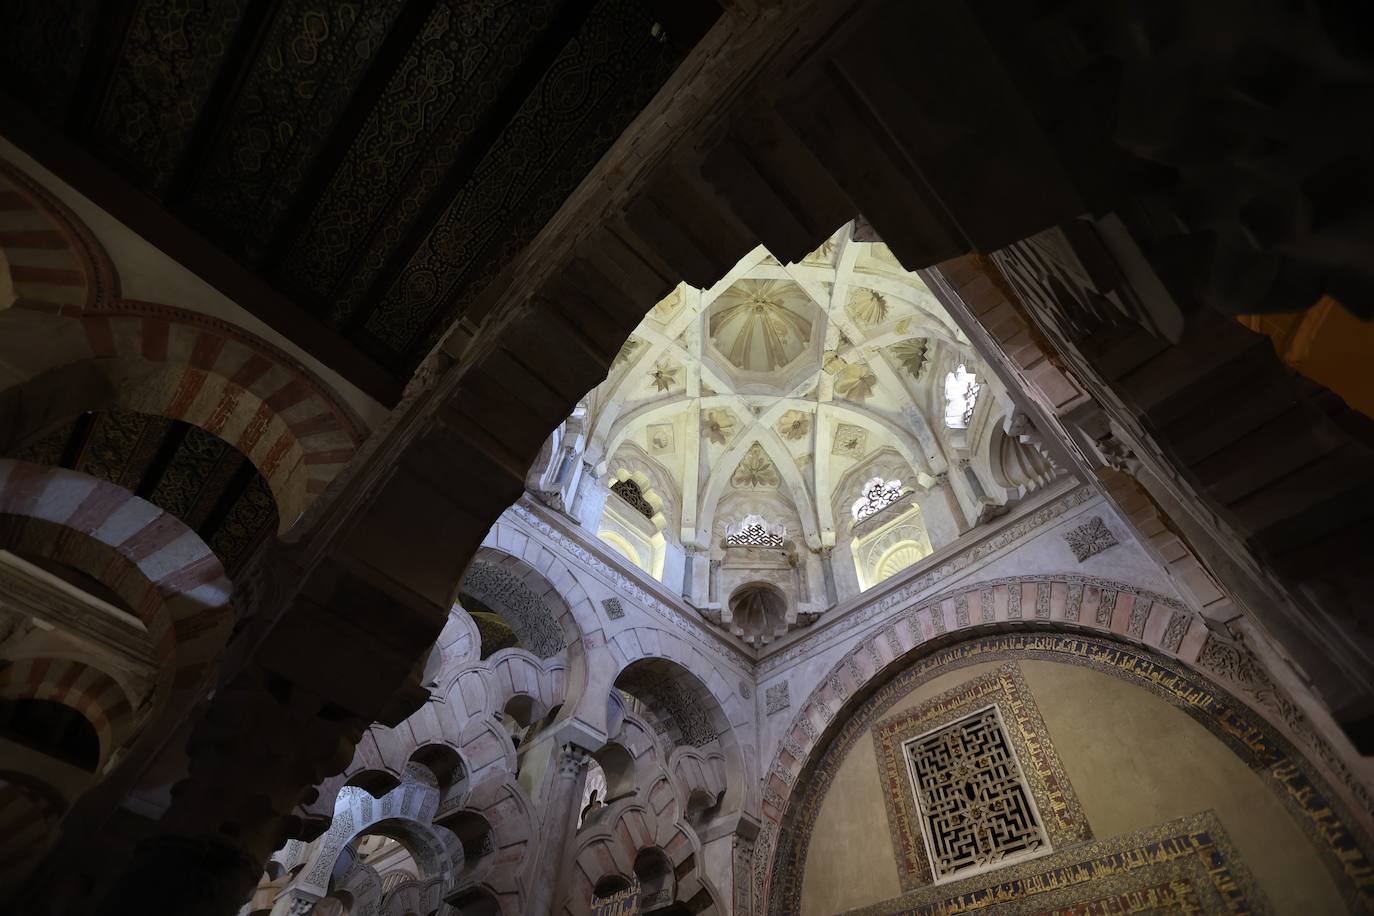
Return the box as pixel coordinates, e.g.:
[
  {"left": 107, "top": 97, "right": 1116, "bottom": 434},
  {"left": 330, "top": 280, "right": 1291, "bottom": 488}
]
[
  {"left": 563, "top": 704, "right": 728, "bottom": 915},
  {"left": 274, "top": 607, "right": 564, "bottom": 912},
  {"left": 603, "top": 631, "right": 756, "bottom": 820},
  {"left": 470, "top": 523, "right": 599, "bottom": 652}
]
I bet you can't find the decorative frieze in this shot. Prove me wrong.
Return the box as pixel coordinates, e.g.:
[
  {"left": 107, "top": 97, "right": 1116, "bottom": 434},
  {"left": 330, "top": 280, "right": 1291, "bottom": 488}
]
[
  {"left": 1161, "top": 611, "right": 1189, "bottom": 653},
  {"left": 1064, "top": 583, "right": 1083, "bottom": 622},
  {"left": 1126, "top": 599, "right": 1151, "bottom": 639},
  {"left": 757, "top": 485, "right": 1095, "bottom": 675},
  {"left": 1095, "top": 589, "right": 1118, "bottom": 627}
]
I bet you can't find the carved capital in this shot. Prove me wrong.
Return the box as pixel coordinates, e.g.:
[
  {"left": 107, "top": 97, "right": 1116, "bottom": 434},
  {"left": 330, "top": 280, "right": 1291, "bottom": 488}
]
[{"left": 557, "top": 744, "right": 593, "bottom": 778}]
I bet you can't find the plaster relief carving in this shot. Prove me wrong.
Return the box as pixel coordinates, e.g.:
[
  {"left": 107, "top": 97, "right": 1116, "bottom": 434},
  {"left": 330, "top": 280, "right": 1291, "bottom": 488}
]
[
  {"left": 1064, "top": 516, "right": 1118, "bottom": 562},
  {"left": 765, "top": 682, "right": 791, "bottom": 716},
  {"left": 832, "top": 423, "right": 869, "bottom": 457},
  {"left": 460, "top": 562, "right": 565, "bottom": 659},
  {"left": 731, "top": 443, "right": 780, "bottom": 489}
]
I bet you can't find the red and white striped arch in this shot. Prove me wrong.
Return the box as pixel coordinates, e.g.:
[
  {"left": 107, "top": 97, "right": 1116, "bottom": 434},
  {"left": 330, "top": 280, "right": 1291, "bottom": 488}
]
[
  {"left": 0, "top": 460, "right": 234, "bottom": 736},
  {"left": 0, "top": 159, "right": 116, "bottom": 315},
  {"left": 0, "top": 155, "right": 368, "bottom": 526},
  {"left": 0, "top": 659, "right": 134, "bottom": 767}
]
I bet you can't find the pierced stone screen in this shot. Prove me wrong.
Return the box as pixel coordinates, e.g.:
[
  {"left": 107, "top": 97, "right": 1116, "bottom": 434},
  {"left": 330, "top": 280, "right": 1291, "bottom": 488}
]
[{"left": 904, "top": 706, "right": 1047, "bottom": 880}]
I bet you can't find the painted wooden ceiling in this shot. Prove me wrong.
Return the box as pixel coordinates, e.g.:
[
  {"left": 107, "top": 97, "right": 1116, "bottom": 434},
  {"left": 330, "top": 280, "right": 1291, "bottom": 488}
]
[{"left": 0, "top": 0, "right": 717, "bottom": 398}]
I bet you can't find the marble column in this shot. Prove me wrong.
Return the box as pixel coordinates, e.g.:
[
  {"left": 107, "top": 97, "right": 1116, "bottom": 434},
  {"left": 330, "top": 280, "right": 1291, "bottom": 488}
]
[
  {"left": 529, "top": 743, "right": 593, "bottom": 915},
  {"left": 681, "top": 547, "right": 696, "bottom": 602}
]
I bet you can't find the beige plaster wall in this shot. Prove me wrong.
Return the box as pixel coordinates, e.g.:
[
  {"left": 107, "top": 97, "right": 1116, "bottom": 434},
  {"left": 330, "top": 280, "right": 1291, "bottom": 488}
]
[
  {"left": 800, "top": 659, "right": 1345, "bottom": 915},
  {"left": 0, "top": 136, "right": 388, "bottom": 429}
]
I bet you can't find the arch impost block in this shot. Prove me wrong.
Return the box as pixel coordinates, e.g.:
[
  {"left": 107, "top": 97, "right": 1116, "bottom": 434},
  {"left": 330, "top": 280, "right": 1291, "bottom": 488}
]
[
  {"left": 549, "top": 718, "right": 609, "bottom": 754},
  {"left": 699, "top": 811, "right": 760, "bottom": 844}
]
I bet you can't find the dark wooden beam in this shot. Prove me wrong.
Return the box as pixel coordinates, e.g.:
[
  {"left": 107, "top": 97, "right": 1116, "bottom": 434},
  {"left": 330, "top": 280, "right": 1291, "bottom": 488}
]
[{"left": 0, "top": 92, "right": 405, "bottom": 406}]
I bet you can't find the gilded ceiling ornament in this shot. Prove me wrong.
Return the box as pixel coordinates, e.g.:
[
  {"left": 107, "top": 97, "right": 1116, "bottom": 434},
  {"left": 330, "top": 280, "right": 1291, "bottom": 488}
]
[
  {"left": 832, "top": 423, "right": 869, "bottom": 457},
  {"left": 777, "top": 410, "right": 811, "bottom": 441},
  {"left": 731, "top": 443, "right": 780, "bottom": 489},
  {"left": 702, "top": 409, "right": 736, "bottom": 445},
  {"left": 847, "top": 288, "right": 889, "bottom": 325},
  {"left": 649, "top": 360, "right": 680, "bottom": 392},
  {"left": 890, "top": 338, "right": 930, "bottom": 380},
  {"left": 835, "top": 362, "right": 878, "bottom": 402}
]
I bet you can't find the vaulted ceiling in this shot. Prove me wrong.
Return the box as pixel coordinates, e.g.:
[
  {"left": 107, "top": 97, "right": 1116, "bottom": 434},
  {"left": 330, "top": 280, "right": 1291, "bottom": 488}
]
[
  {"left": 582, "top": 224, "right": 983, "bottom": 550},
  {"left": 0, "top": 0, "right": 718, "bottom": 401}
]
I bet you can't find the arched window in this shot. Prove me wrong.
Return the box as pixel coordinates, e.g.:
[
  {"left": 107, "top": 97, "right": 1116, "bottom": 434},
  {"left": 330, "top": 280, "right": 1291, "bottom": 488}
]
[
  {"left": 599, "top": 470, "right": 667, "bottom": 580},
  {"left": 610, "top": 477, "right": 655, "bottom": 520},
  {"left": 851, "top": 477, "right": 903, "bottom": 522},
  {"left": 943, "top": 364, "right": 981, "bottom": 429},
  {"left": 598, "top": 530, "right": 643, "bottom": 566}
]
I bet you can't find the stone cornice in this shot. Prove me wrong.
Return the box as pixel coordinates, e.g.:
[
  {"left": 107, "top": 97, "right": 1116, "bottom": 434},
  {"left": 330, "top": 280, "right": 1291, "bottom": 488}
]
[
  {"left": 757, "top": 480, "right": 1095, "bottom": 676},
  {"left": 512, "top": 481, "right": 1103, "bottom": 682}
]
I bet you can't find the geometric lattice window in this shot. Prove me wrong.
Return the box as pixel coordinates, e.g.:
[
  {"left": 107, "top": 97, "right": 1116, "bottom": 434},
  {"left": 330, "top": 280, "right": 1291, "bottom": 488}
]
[
  {"left": 610, "top": 477, "right": 655, "bottom": 520},
  {"left": 904, "top": 706, "right": 1048, "bottom": 880},
  {"left": 851, "top": 476, "right": 903, "bottom": 522},
  {"left": 724, "top": 514, "right": 785, "bottom": 547}
]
